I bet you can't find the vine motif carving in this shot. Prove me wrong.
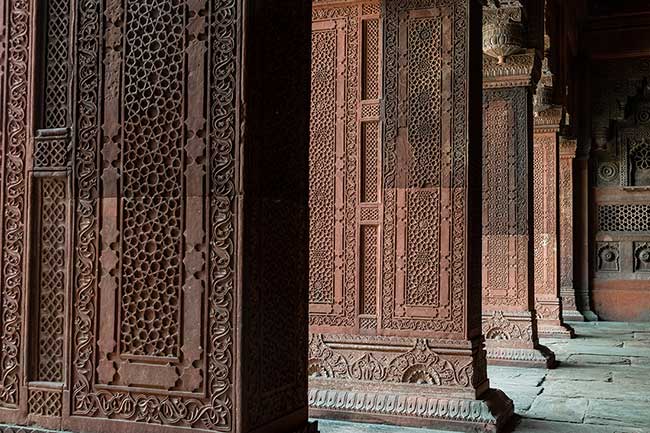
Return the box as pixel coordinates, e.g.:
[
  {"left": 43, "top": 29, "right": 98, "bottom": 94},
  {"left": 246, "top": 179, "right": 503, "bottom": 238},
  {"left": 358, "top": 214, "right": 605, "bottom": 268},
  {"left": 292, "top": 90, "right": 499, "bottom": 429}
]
[
  {"left": 482, "top": 311, "right": 532, "bottom": 341},
  {"left": 71, "top": 0, "right": 235, "bottom": 428},
  {"left": 309, "top": 336, "right": 473, "bottom": 388},
  {"left": 1, "top": 0, "right": 31, "bottom": 407}
]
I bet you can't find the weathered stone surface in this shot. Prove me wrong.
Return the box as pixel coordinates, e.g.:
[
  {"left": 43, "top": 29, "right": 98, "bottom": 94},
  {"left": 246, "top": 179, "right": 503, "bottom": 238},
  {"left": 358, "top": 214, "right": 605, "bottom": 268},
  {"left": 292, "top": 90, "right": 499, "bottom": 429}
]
[
  {"left": 543, "top": 380, "right": 650, "bottom": 401},
  {"left": 585, "top": 400, "right": 650, "bottom": 427},
  {"left": 316, "top": 322, "right": 650, "bottom": 432},
  {"left": 526, "top": 396, "right": 588, "bottom": 423},
  {"left": 487, "top": 367, "right": 546, "bottom": 387},
  {"left": 514, "top": 419, "right": 645, "bottom": 433},
  {"left": 545, "top": 364, "right": 612, "bottom": 382},
  {"left": 565, "top": 354, "right": 632, "bottom": 365}
]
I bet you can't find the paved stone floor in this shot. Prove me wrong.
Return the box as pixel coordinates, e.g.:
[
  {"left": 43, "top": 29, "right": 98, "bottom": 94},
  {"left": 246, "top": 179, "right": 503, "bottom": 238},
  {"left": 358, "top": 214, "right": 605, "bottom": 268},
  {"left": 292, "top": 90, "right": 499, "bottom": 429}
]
[{"left": 316, "top": 322, "right": 650, "bottom": 433}]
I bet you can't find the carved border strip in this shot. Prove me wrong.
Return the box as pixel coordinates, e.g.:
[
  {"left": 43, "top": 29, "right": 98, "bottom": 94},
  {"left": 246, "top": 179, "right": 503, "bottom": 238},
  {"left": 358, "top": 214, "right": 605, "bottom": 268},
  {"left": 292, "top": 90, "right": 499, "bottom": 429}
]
[{"left": 1, "top": 0, "right": 31, "bottom": 408}]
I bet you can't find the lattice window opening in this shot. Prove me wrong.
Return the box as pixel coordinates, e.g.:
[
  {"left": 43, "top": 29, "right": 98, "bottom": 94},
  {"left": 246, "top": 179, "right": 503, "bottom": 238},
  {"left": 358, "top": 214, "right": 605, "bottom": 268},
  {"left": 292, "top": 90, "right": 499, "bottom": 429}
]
[
  {"left": 33, "top": 128, "right": 71, "bottom": 169},
  {"left": 630, "top": 139, "right": 650, "bottom": 186},
  {"left": 41, "top": 0, "right": 72, "bottom": 130},
  {"left": 598, "top": 204, "right": 650, "bottom": 232}
]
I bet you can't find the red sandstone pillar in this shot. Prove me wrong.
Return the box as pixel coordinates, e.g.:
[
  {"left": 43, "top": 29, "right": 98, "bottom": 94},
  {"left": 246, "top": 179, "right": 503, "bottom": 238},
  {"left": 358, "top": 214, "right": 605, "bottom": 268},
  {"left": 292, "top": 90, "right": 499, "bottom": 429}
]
[
  {"left": 574, "top": 156, "right": 599, "bottom": 321},
  {"left": 481, "top": 50, "right": 556, "bottom": 366},
  {"left": 533, "top": 108, "right": 575, "bottom": 338},
  {"left": 0, "top": 1, "right": 315, "bottom": 433},
  {"left": 558, "top": 138, "right": 587, "bottom": 322},
  {"left": 308, "top": 0, "right": 513, "bottom": 431}
]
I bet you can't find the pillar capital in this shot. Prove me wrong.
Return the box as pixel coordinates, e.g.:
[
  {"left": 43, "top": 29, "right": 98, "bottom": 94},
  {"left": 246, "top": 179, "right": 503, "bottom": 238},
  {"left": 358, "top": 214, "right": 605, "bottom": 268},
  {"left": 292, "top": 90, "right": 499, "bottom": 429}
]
[
  {"left": 559, "top": 137, "right": 578, "bottom": 158},
  {"left": 534, "top": 106, "right": 564, "bottom": 132},
  {"left": 483, "top": 50, "right": 541, "bottom": 89}
]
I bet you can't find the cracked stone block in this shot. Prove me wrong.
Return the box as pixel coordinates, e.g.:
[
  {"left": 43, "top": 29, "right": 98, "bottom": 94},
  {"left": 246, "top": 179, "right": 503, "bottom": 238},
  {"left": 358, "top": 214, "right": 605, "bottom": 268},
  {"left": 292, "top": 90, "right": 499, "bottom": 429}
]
[
  {"left": 566, "top": 354, "right": 632, "bottom": 365},
  {"left": 526, "top": 396, "right": 588, "bottom": 423}
]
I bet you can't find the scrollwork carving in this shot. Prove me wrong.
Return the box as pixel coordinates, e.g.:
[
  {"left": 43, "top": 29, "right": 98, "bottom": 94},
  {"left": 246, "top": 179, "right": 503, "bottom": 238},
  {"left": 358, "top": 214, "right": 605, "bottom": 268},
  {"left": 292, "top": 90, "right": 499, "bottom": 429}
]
[
  {"left": 71, "top": 0, "right": 235, "bottom": 428},
  {"left": 309, "top": 336, "right": 473, "bottom": 388},
  {"left": 1, "top": 0, "right": 31, "bottom": 407}
]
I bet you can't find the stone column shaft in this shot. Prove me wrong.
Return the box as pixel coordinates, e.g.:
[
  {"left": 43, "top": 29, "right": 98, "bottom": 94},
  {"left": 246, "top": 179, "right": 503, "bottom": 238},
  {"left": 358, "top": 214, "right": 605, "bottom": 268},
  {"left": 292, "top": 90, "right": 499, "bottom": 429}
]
[
  {"left": 481, "top": 53, "right": 555, "bottom": 368},
  {"left": 558, "top": 138, "right": 586, "bottom": 322},
  {"left": 533, "top": 108, "right": 575, "bottom": 338}
]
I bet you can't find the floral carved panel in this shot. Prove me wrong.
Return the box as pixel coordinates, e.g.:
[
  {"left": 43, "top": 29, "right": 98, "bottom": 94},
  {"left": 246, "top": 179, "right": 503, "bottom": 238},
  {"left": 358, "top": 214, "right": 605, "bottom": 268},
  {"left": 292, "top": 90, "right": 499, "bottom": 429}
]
[
  {"left": 482, "top": 87, "right": 530, "bottom": 311},
  {"left": 70, "top": 0, "right": 236, "bottom": 430},
  {"left": 309, "top": 0, "right": 383, "bottom": 333}
]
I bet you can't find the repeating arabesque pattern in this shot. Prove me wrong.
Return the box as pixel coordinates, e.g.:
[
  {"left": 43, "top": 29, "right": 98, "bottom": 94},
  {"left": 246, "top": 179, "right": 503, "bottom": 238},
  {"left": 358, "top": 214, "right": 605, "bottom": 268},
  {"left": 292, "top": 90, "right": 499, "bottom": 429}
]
[
  {"left": 382, "top": 0, "right": 468, "bottom": 335},
  {"left": 1, "top": 0, "right": 31, "bottom": 407},
  {"left": 71, "top": 0, "right": 236, "bottom": 429},
  {"left": 482, "top": 88, "right": 529, "bottom": 309},
  {"left": 309, "top": 3, "right": 363, "bottom": 330}
]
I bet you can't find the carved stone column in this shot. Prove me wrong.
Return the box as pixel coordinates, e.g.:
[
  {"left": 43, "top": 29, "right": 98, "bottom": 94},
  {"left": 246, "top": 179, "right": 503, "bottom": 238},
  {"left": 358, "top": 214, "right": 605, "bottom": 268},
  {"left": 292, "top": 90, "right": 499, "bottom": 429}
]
[
  {"left": 308, "top": 0, "right": 513, "bottom": 431},
  {"left": 574, "top": 156, "right": 599, "bottom": 322},
  {"left": 481, "top": 1, "right": 555, "bottom": 369},
  {"left": 0, "top": 1, "right": 316, "bottom": 433},
  {"left": 533, "top": 108, "right": 575, "bottom": 339},
  {"left": 558, "top": 138, "right": 586, "bottom": 322}
]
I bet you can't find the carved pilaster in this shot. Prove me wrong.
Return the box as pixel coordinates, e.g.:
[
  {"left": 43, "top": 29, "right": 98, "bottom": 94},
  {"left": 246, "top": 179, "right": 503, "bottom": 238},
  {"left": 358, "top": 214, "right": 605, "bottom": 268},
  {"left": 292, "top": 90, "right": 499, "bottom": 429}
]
[
  {"left": 558, "top": 138, "right": 587, "bottom": 322},
  {"left": 533, "top": 108, "right": 575, "bottom": 339},
  {"left": 1, "top": 1, "right": 313, "bottom": 433}
]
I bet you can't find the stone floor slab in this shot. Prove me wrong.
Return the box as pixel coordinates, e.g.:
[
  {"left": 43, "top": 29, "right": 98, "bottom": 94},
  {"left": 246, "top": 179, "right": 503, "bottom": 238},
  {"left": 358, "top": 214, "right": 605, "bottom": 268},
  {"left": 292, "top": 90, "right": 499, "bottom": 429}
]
[
  {"left": 585, "top": 399, "right": 650, "bottom": 428},
  {"left": 514, "top": 418, "right": 647, "bottom": 433},
  {"left": 525, "top": 396, "right": 588, "bottom": 423}
]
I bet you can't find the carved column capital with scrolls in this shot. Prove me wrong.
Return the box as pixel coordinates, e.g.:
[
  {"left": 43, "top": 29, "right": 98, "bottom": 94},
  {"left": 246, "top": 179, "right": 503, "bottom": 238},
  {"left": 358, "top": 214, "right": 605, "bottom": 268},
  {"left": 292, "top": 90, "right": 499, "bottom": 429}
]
[{"left": 483, "top": 0, "right": 526, "bottom": 65}]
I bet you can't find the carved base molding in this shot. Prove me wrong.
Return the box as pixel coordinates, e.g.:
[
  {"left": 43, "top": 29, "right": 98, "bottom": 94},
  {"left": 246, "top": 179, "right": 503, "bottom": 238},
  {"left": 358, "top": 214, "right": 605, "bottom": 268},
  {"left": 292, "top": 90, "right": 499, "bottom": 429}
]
[
  {"left": 560, "top": 286, "right": 586, "bottom": 322},
  {"left": 581, "top": 310, "right": 600, "bottom": 322},
  {"left": 308, "top": 387, "right": 513, "bottom": 433},
  {"left": 562, "top": 310, "right": 586, "bottom": 322},
  {"left": 561, "top": 305, "right": 587, "bottom": 322},
  {"left": 486, "top": 344, "right": 557, "bottom": 369},
  {"left": 538, "top": 324, "right": 575, "bottom": 339},
  {"left": 482, "top": 312, "right": 556, "bottom": 368},
  {"left": 536, "top": 299, "right": 575, "bottom": 339},
  {"left": 0, "top": 423, "right": 320, "bottom": 433},
  {"left": 0, "top": 426, "right": 48, "bottom": 433}
]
